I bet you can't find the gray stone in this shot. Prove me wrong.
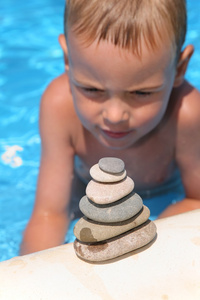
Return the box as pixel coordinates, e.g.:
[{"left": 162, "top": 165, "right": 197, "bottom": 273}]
[
  {"left": 79, "top": 192, "right": 143, "bottom": 223},
  {"left": 90, "top": 164, "right": 127, "bottom": 183},
  {"left": 74, "top": 205, "right": 150, "bottom": 242},
  {"left": 74, "top": 220, "right": 157, "bottom": 262},
  {"left": 99, "top": 157, "right": 125, "bottom": 174},
  {"left": 86, "top": 176, "right": 134, "bottom": 204}
]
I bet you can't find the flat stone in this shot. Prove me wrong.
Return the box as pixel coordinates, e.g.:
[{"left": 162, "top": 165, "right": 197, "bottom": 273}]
[
  {"left": 74, "top": 220, "right": 157, "bottom": 262},
  {"left": 99, "top": 157, "right": 125, "bottom": 174},
  {"left": 74, "top": 205, "right": 150, "bottom": 242},
  {"left": 79, "top": 192, "right": 143, "bottom": 223},
  {"left": 90, "top": 164, "right": 127, "bottom": 183},
  {"left": 86, "top": 176, "right": 134, "bottom": 204}
]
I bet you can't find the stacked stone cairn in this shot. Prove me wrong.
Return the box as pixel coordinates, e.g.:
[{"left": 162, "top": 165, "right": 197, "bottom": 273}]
[{"left": 74, "top": 157, "right": 157, "bottom": 262}]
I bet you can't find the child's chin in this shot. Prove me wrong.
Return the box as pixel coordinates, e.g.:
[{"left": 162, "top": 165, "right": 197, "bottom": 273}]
[{"left": 98, "top": 136, "right": 135, "bottom": 150}]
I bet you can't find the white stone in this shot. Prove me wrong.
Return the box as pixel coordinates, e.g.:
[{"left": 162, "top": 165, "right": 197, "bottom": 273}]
[
  {"left": 86, "top": 176, "right": 134, "bottom": 204},
  {"left": 90, "top": 164, "right": 127, "bottom": 183},
  {"left": 0, "top": 210, "right": 200, "bottom": 300}
]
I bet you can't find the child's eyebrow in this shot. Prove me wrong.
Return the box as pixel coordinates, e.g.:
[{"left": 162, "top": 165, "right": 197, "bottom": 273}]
[
  {"left": 128, "top": 83, "right": 165, "bottom": 92},
  {"left": 71, "top": 78, "right": 103, "bottom": 89},
  {"left": 71, "top": 77, "right": 165, "bottom": 92}
]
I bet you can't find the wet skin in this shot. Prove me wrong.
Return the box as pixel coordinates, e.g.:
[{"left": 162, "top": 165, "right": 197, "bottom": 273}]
[{"left": 20, "top": 31, "right": 200, "bottom": 255}]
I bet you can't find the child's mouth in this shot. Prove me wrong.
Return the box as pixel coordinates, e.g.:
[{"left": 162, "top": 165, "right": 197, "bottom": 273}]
[{"left": 102, "top": 129, "right": 132, "bottom": 139}]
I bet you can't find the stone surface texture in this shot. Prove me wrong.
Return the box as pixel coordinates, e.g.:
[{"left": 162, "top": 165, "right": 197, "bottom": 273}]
[
  {"left": 90, "top": 164, "right": 127, "bottom": 183},
  {"left": 74, "top": 220, "right": 157, "bottom": 262},
  {"left": 86, "top": 176, "right": 134, "bottom": 204},
  {"left": 1, "top": 211, "right": 200, "bottom": 300},
  {"left": 99, "top": 157, "right": 125, "bottom": 174},
  {"left": 74, "top": 206, "right": 150, "bottom": 242},
  {"left": 79, "top": 192, "right": 144, "bottom": 223}
]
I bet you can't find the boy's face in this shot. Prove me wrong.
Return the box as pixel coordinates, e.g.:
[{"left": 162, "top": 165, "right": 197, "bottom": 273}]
[{"left": 66, "top": 31, "right": 177, "bottom": 149}]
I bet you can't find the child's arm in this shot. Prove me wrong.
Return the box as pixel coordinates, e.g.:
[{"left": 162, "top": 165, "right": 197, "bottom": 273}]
[
  {"left": 159, "top": 83, "right": 200, "bottom": 218},
  {"left": 20, "top": 75, "right": 75, "bottom": 255},
  {"left": 158, "top": 199, "right": 200, "bottom": 218}
]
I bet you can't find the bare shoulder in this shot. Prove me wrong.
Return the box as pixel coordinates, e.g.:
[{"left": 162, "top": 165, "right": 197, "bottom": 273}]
[
  {"left": 39, "top": 73, "right": 80, "bottom": 146},
  {"left": 174, "top": 80, "right": 200, "bottom": 162},
  {"left": 173, "top": 81, "right": 200, "bottom": 198},
  {"left": 169, "top": 80, "right": 200, "bottom": 140},
  {"left": 40, "top": 73, "right": 76, "bottom": 124},
  {"left": 175, "top": 80, "right": 200, "bottom": 124}
]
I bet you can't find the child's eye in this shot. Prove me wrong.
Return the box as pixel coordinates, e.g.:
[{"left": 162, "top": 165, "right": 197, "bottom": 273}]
[
  {"left": 82, "top": 87, "right": 103, "bottom": 93},
  {"left": 134, "top": 90, "right": 152, "bottom": 97}
]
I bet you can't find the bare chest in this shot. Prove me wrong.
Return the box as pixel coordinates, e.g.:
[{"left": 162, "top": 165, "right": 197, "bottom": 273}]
[{"left": 74, "top": 124, "right": 176, "bottom": 190}]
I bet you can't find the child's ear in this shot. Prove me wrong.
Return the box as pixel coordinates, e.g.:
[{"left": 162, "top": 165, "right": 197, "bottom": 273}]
[
  {"left": 58, "top": 34, "right": 69, "bottom": 72},
  {"left": 173, "top": 44, "right": 194, "bottom": 87}
]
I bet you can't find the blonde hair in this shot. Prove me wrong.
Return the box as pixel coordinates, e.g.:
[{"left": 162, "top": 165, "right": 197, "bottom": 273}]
[{"left": 64, "top": 0, "right": 186, "bottom": 57}]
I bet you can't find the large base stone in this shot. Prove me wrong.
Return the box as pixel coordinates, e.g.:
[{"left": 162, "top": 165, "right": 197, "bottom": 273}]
[{"left": 74, "top": 220, "right": 157, "bottom": 262}]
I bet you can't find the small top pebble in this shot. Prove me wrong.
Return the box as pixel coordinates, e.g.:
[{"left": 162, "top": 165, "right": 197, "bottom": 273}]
[
  {"left": 90, "top": 164, "right": 127, "bottom": 183},
  {"left": 99, "top": 157, "right": 125, "bottom": 174}
]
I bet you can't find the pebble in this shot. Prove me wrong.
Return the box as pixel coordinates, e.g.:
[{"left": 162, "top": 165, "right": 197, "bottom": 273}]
[
  {"left": 74, "top": 205, "right": 150, "bottom": 242},
  {"left": 86, "top": 176, "right": 134, "bottom": 204},
  {"left": 99, "top": 157, "right": 125, "bottom": 174},
  {"left": 74, "top": 220, "right": 157, "bottom": 262},
  {"left": 79, "top": 192, "right": 143, "bottom": 223},
  {"left": 90, "top": 164, "right": 127, "bottom": 183}
]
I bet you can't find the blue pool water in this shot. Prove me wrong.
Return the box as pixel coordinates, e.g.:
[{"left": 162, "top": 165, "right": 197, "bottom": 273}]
[{"left": 0, "top": 0, "right": 200, "bottom": 262}]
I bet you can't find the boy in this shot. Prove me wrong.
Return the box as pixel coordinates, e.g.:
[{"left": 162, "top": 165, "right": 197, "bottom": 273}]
[{"left": 20, "top": 0, "right": 200, "bottom": 255}]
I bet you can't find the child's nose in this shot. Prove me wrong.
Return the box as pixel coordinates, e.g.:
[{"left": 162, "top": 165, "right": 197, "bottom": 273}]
[{"left": 102, "top": 98, "right": 129, "bottom": 124}]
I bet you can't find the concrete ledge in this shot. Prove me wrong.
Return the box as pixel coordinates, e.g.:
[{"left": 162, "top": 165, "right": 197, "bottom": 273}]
[{"left": 0, "top": 210, "right": 200, "bottom": 299}]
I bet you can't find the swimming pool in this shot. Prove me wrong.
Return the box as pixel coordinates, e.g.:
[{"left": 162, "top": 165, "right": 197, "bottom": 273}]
[{"left": 0, "top": 0, "right": 199, "bottom": 262}]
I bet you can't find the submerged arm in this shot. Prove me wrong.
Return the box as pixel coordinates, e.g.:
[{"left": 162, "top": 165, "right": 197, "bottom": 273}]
[{"left": 20, "top": 75, "right": 75, "bottom": 254}]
